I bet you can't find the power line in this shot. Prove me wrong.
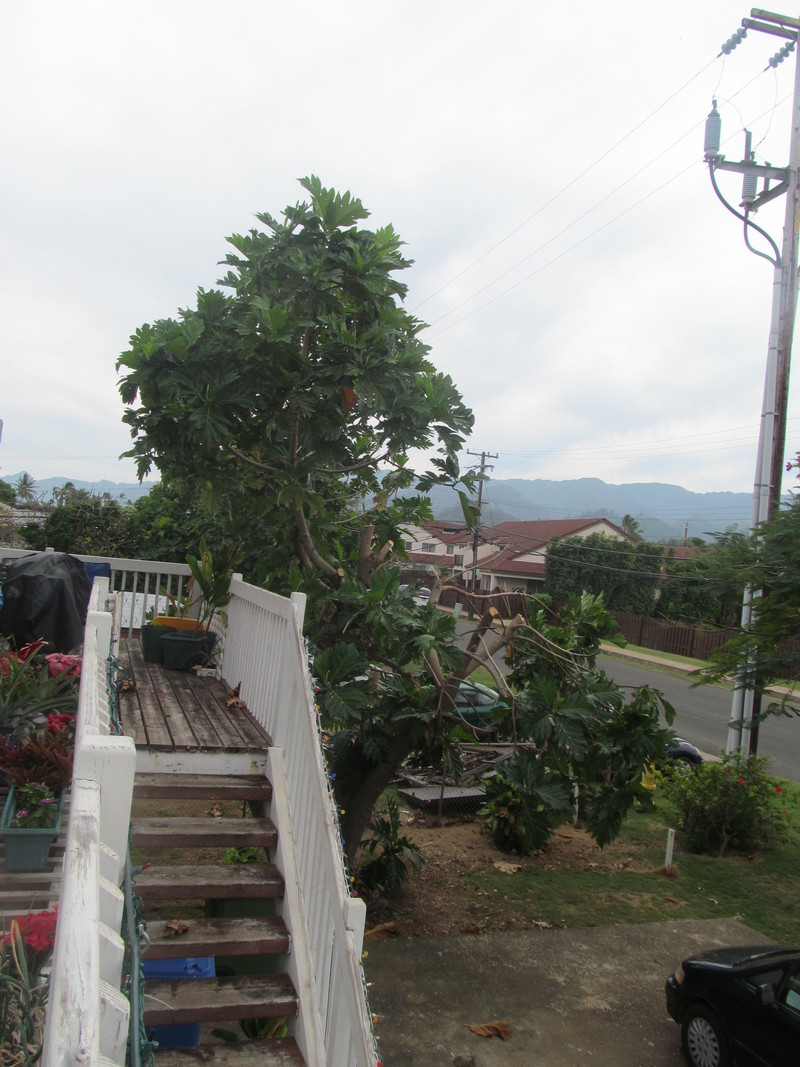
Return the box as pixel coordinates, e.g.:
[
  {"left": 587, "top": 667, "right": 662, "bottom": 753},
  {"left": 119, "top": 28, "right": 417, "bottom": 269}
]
[
  {"left": 412, "top": 55, "right": 719, "bottom": 314},
  {"left": 421, "top": 84, "right": 792, "bottom": 339}
]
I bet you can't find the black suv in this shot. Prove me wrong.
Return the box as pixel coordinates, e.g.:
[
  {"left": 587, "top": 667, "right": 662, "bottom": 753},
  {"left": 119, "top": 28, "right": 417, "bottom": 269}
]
[{"left": 665, "top": 944, "right": 800, "bottom": 1066}]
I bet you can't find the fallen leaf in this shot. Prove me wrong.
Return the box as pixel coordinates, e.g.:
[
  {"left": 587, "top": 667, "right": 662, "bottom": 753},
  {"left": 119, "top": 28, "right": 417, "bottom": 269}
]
[
  {"left": 164, "top": 919, "right": 190, "bottom": 938},
  {"left": 664, "top": 895, "right": 680, "bottom": 903},
  {"left": 364, "top": 921, "right": 399, "bottom": 941},
  {"left": 531, "top": 920, "right": 553, "bottom": 930},
  {"left": 207, "top": 804, "right": 223, "bottom": 818},
  {"left": 709, "top": 897, "right": 719, "bottom": 905},
  {"left": 119, "top": 678, "right": 136, "bottom": 692},
  {"left": 493, "top": 861, "right": 521, "bottom": 875},
  {"left": 468, "top": 1020, "right": 512, "bottom": 1040},
  {"left": 226, "top": 697, "right": 248, "bottom": 710}
]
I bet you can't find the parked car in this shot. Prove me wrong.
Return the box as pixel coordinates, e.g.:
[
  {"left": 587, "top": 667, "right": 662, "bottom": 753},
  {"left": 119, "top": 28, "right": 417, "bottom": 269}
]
[
  {"left": 398, "top": 584, "right": 431, "bottom": 606},
  {"left": 452, "top": 680, "right": 503, "bottom": 725},
  {"left": 666, "top": 736, "right": 704, "bottom": 766},
  {"left": 665, "top": 944, "right": 800, "bottom": 1066}
]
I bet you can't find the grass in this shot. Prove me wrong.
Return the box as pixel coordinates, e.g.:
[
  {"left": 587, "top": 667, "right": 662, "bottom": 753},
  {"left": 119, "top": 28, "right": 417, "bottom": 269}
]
[{"left": 462, "top": 775, "right": 800, "bottom": 944}]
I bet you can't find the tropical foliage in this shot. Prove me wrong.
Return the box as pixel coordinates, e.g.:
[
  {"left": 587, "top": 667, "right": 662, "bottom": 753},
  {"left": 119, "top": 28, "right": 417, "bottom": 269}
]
[
  {"left": 544, "top": 533, "right": 663, "bottom": 615},
  {"left": 484, "top": 593, "right": 676, "bottom": 851}
]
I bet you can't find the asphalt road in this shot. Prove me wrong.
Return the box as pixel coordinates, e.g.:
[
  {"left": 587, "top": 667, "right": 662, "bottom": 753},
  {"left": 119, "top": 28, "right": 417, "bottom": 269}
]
[{"left": 599, "top": 655, "right": 800, "bottom": 783}]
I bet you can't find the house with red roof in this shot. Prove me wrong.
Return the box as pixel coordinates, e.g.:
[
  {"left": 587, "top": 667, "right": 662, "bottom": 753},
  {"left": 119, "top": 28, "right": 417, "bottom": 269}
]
[{"left": 477, "top": 518, "right": 633, "bottom": 595}]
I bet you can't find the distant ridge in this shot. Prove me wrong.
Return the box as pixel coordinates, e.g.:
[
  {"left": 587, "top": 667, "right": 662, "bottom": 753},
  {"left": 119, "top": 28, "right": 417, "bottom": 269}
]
[
  {"left": 420, "top": 477, "right": 757, "bottom": 543},
  {"left": 3, "top": 472, "right": 759, "bottom": 543},
  {"left": 1, "top": 473, "right": 157, "bottom": 503}
]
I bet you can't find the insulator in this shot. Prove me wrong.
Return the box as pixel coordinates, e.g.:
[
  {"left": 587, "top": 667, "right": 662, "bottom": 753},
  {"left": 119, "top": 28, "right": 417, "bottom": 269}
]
[
  {"left": 769, "top": 43, "right": 795, "bottom": 68},
  {"left": 704, "top": 99, "right": 722, "bottom": 158},
  {"left": 742, "top": 171, "right": 758, "bottom": 204},
  {"left": 721, "top": 27, "right": 747, "bottom": 54}
]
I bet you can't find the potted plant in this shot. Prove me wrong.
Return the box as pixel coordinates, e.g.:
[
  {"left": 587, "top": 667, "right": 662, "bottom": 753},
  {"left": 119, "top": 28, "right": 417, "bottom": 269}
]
[
  {"left": 161, "top": 540, "right": 242, "bottom": 671},
  {"left": 140, "top": 593, "right": 197, "bottom": 664},
  {"left": 0, "top": 716, "right": 74, "bottom": 871}
]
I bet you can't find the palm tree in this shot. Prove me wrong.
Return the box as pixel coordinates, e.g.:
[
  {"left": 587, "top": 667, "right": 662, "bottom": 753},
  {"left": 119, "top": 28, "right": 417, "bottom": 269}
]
[
  {"left": 621, "top": 514, "right": 642, "bottom": 540},
  {"left": 14, "top": 472, "right": 38, "bottom": 507}
]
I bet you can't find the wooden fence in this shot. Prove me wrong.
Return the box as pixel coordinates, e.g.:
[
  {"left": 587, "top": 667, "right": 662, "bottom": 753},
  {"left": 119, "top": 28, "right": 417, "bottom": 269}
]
[{"left": 610, "top": 612, "right": 737, "bottom": 660}]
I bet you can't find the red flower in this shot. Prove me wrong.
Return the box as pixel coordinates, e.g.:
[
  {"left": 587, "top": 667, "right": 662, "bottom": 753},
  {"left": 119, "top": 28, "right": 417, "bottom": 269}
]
[
  {"left": 776, "top": 785, "right": 782, "bottom": 794},
  {"left": 47, "top": 712, "right": 76, "bottom": 733},
  {"left": 3, "top": 907, "right": 59, "bottom": 954},
  {"left": 17, "top": 640, "right": 46, "bottom": 662},
  {"left": 738, "top": 777, "right": 745, "bottom": 786}
]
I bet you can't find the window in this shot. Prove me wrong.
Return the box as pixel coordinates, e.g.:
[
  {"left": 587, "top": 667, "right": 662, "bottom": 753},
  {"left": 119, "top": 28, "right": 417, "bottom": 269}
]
[
  {"left": 421, "top": 543, "right": 437, "bottom": 553},
  {"left": 453, "top": 554, "right": 464, "bottom": 567},
  {"left": 403, "top": 540, "right": 413, "bottom": 550}
]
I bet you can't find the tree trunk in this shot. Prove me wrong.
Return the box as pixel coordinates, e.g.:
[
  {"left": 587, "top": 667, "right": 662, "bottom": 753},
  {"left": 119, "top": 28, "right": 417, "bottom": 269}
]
[{"left": 337, "top": 723, "right": 418, "bottom": 869}]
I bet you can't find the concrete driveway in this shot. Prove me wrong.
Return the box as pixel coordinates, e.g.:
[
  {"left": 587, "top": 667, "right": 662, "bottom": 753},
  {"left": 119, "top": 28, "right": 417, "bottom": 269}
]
[{"left": 364, "top": 918, "right": 765, "bottom": 1066}]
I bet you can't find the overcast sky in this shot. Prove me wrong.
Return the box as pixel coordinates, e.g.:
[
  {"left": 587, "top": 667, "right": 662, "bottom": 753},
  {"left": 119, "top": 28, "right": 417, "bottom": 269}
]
[{"left": 3, "top": 1, "right": 800, "bottom": 499}]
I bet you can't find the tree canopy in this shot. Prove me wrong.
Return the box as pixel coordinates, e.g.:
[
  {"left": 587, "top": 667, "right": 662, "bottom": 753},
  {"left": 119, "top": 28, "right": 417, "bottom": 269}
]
[
  {"left": 544, "top": 533, "right": 663, "bottom": 615},
  {"left": 116, "top": 178, "right": 675, "bottom": 863}
]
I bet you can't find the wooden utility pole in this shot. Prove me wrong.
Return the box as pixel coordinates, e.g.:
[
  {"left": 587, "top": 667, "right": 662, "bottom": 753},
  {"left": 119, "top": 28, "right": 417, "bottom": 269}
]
[
  {"left": 465, "top": 450, "right": 497, "bottom": 620},
  {"left": 707, "top": 9, "right": 800, "bottom": 756}
]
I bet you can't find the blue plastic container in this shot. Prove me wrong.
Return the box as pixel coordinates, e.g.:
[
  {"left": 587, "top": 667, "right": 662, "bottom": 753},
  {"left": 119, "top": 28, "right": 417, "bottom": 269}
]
[{"left": 142, "top": 956, "right": 215, "bottom": 1048}]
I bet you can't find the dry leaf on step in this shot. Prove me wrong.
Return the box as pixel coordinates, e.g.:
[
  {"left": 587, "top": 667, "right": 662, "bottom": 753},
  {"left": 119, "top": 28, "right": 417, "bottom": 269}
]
[
  {"left": 468, "top": 1020, "right": 512, "bottom": 1039},
  {"left": 226, "top": 697, "right": 248, "bottom": 710},
  {"left": 164, "top": 920, "right": 190, "bottom": 938}
]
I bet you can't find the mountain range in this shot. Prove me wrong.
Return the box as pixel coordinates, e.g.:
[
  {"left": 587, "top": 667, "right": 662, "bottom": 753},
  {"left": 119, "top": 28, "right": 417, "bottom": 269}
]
[
  {"left": 422, "top": 477, "right": 756, "bottom": 543},
  {"left": 3, "top": 473, "right": 757, "bottom": 543}
]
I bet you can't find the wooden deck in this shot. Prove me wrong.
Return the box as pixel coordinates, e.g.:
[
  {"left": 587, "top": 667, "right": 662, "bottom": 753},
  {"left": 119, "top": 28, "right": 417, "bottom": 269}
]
[{"left": 117, "top": 637, "right": 273, "bottom": 753}]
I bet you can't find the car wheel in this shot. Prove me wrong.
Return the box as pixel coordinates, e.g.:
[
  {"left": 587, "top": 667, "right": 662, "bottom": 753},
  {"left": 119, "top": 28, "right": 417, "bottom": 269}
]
[{"left": 681, "top": 1004, "right": 731, "bottom": 1067}]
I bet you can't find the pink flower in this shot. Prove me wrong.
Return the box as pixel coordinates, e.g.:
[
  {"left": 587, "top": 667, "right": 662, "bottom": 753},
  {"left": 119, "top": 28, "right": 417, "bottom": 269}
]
[{"left": 45, "top": 653, "right": 81, "bottom": 678}]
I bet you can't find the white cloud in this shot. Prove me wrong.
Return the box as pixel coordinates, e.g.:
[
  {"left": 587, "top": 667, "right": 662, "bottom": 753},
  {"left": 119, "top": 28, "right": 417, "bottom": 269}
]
[{"left": 2, "top": 0, "right": 799, "bottom": 497}]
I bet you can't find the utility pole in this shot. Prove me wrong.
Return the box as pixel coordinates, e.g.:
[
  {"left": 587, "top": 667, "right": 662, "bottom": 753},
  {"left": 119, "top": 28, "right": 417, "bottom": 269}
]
[
  {"left": 465, "top": 450, "right": 497, "bottom": 620},
  {"left": 705, "top": 9, "right": 800, "bottom": 756}
]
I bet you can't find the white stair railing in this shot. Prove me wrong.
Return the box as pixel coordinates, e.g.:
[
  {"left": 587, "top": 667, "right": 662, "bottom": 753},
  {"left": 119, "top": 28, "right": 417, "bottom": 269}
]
[
  {"left": 42, "top": 579, "right": 136, "bottom": 1066},
  {"left": 223, "top": 579, "right": 377, "bottom": 1067}
]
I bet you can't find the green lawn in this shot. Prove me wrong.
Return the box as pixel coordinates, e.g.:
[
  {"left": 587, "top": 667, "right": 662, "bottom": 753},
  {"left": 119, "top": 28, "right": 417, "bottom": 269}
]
[{"left": 464, "top": 775, "right": 800, "bottom": 944}]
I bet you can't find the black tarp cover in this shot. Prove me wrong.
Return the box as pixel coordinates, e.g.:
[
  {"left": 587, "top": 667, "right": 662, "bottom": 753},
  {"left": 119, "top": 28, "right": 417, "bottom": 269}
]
[{"left": 0, "top": 552, "right": 91, "bottom": 652}]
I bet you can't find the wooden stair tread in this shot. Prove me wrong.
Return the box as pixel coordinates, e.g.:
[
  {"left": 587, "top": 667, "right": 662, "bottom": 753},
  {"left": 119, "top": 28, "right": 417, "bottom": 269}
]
[
  {"left": 134, "top": 774, "right": 272, "bottom": 801},
  {"left": 143, "top": 973, "right": 298, "bottom": 1025},
  {"left": 132, "top": 816, "right": 278, "bottom": 849},
  {"left": 145, "top": 916, "right": 290, "bottom": 958},
  {"left": 151, "top": 1036, "right": 305, "bottom": 1065},
  {"left": 136, "top": 864, "right": 284, "bottom": 899}
]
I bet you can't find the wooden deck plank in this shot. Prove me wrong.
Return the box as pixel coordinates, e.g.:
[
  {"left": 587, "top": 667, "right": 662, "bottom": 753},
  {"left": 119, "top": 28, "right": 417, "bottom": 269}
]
[
  {"left": 135, "top": 863, "right": 283, "bottom": 900},
  {"left": 144, "top": 915, "right": 290, "bottom": 959},
  {"left": 117, "top": 638, "right": 273, "bottom": 755},
  {"left": 131, "top": 816, "right": 278, "bottom": 849},
  {"left": 124, "top": 642, "right": 176, "bottom": 749},
  {"left": 151, "top": 1038, "right": 306, "bottom": 1066},
  {"left": 133, "top": 774, "right": 272, "bottom": 802},
  {"left": 143, "top": 974, "right": 298, "bottom": 1025}
]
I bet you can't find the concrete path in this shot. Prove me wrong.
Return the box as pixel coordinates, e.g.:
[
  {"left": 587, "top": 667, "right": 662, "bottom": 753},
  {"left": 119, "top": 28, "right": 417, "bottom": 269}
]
[{"left": 364, "top": 918, "right": 764, "bottom": 1066}]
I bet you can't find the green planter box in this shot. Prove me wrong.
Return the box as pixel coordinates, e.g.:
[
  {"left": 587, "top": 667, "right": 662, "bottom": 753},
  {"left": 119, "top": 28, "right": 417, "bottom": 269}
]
[
  {"left": 161, "top": 631, "right": 217, "bottom": 671},
  {"left": 1, "top": 787, "right": 64, "bottom": 871}
]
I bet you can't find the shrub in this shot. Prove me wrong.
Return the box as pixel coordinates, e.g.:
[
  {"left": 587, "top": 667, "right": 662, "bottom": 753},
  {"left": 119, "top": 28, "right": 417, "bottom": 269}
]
[
  {"left": 480, "top": 752, "right": 572, "bottom": 854},
  {"left": 359, "top": 796, "right": 423, "bottom": 896},
  {"left": 666, "top": 753, "right": 785, "bottom": 856}
]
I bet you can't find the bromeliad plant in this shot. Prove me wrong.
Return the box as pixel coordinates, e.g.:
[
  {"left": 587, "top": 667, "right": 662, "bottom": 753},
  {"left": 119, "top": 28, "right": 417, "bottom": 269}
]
[
  {"left": 1, "top": 910, "right": 57, "bottom": 1065},
  {"left": 0, "top": 641, "right": 81, "bottom": 734},
  {"left": 0, "top": 715, "right": 76, "bottom": 792}
]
